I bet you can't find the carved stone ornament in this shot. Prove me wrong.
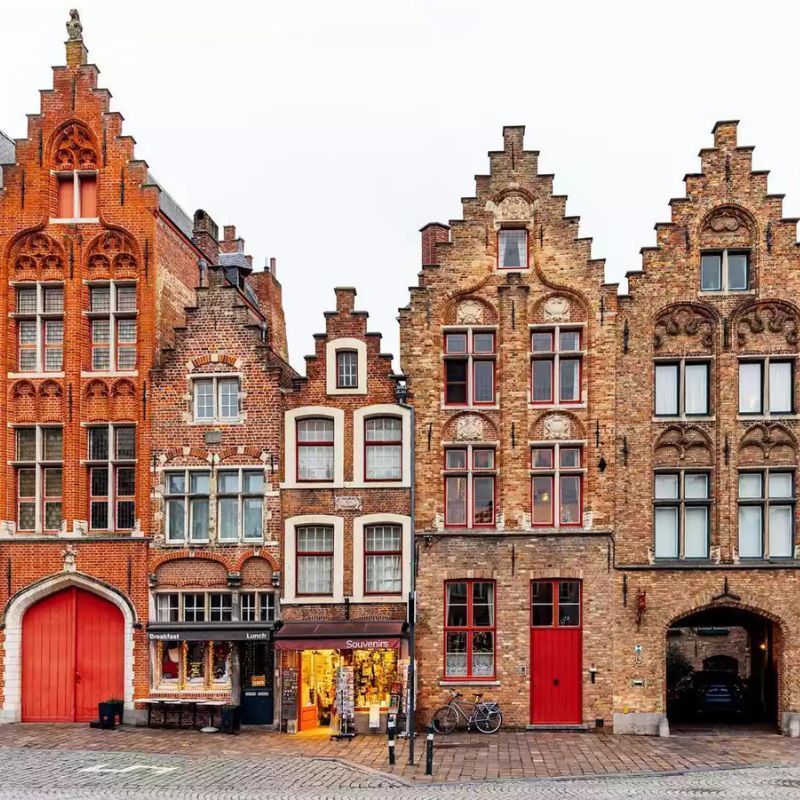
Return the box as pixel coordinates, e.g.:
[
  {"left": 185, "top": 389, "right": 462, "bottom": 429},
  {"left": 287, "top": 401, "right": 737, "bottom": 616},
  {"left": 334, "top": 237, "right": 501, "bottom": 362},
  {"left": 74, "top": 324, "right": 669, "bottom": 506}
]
[
  {"left": 87, "top": 230, "right": 138, "bottom": 273},
  {"left": 741, "top": 422, "right": 796, "bottom": 460},
  {"left": 455, "top": 415, "right": 485, "bottom": 441},
  {"left": 707, "top": 214, "right": 742, "bottom": 232},
  {"left": 737, "top": 302, "right": 798, "bottom": 348},
  {"left": 653, "top": 305, "right": 714, "bottom": 351},
  {"left": 544, "top": 296, "right": 570, "bottom": 322},
  {"left": 486, "top": 194, "right": 533, "bottom": 223},
  {"left": 52, "top": 123, "right": 97, "bottom": 170},
  {"left": 543, "top": 414, "right": 571, "bottom": 440},
  {"left": 654, "top": 425, "right": 712, "bottom": 463},
  {"left": 13, "top": 233, "right": 65, "bottom": 272},
  {"left": 334, "top": 495, "right": 362, "bottom": 511},
  {"left": 701, "top": 207, "right": 753, "bottom": 244},
  {"left": 67, "top": 9, "right": 83, "bottom": 41},
  {"left": 456, "top": 300, "right": 484, "bottom": 325}
]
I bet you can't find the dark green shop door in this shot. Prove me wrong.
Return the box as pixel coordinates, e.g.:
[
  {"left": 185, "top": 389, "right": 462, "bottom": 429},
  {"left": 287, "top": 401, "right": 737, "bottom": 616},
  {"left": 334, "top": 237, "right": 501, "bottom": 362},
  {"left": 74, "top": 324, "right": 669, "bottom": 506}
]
[{"left": 240, "top": 641, "right": 274, "bottom": 725}]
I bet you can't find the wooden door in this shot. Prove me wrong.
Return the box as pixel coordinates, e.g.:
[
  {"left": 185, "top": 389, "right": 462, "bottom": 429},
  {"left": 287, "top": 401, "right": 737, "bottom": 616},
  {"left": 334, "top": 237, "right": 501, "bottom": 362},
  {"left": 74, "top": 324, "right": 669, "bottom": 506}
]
[
  {"left": 22, "top": 588, "right": 123, "bottom": 723},
  {"left": 530, "top": 579, "right": 582, "bottom": 725}
]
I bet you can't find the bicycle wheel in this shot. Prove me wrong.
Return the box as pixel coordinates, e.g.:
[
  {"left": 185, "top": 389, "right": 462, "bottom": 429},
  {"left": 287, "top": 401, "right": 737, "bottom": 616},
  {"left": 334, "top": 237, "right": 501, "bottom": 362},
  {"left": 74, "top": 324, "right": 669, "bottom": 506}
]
[
  {"left": 474, "top": 706, "right": 503, "bottom": 734},
  {"left": 432, "top": 705, "right": 458, "bottom": 735}
]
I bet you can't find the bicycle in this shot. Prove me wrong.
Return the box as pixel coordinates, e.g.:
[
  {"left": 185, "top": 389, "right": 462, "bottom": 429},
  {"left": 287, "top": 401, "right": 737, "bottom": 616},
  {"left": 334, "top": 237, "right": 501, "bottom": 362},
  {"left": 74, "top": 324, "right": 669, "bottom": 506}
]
[{"left": 431, "top": 689, "right": 503, "bottom": 734}]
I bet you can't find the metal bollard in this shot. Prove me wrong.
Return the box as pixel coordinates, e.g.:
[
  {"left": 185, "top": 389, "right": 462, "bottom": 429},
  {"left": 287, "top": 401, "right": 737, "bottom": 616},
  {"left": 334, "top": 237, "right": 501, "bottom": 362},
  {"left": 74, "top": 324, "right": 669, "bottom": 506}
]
[
  {"left": 425, "top": 724, "right": 434, "bottom": 776},
  {"left": 387, "top": 714, "right": 396, "bottom": 766}
]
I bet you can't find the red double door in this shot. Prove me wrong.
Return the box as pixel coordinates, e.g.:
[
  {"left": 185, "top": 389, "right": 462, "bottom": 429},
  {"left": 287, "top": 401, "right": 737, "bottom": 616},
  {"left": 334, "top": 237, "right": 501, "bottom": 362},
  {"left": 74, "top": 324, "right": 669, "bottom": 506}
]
[
  {"left": 22, "top": 587, "right": 124, "bottom": 722},
  {"left": 530, "top": 579, "right": 582, "bottom": 725}
]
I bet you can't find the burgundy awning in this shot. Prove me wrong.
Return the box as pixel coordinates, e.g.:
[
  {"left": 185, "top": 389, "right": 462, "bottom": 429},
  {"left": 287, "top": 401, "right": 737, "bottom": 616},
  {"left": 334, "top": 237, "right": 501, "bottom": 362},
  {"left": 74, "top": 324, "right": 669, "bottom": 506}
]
[{"left": 273, "top": 620, "right": 406, "bottom": 651}]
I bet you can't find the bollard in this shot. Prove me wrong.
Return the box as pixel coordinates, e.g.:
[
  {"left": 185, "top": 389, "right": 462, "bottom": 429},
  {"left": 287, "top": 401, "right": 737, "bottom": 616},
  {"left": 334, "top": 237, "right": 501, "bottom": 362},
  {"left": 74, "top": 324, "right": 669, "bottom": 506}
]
[
  {"left": 425, "top": 724, "right": 434, "bottom": 776},
  {"left": 387, "top": 714, "right": 396, "bottom": 766}
]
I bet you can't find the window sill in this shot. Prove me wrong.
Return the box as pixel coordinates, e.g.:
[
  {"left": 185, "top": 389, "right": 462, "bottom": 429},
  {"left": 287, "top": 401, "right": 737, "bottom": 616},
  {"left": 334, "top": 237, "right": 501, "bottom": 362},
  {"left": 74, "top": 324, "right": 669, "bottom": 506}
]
[
  {"left": 737, "top": 414, "right": 799, "bottom": 422},
  {"left": 50, "top": 217, "right": 100, "bottom": 225},
  {"left": 442, "top": 404, "right": 501, "bottom": 411},
  {"left": 529, "top": 403, "right": 586, "bottom": 410},
  {"left": 345, "top": 480, "right": 410, "bottom": 490},
  {"left": 8, "top": 372, "right": 65, "bottom": 380},
  {"left": 652, "top": 415, "right": 715, "bottom": 423},
  {"left": 281, "top": 596, "right": 345, "bottom": 605},
  {"left": 699, "top": 290, "right": 755, "bottom": 297},
  {"left": 81, "top": 370, "right": 138, "bottom": 378},
  {"left": 188, "top": 420, "right": 243, "bottom": 426},
  {"left": 438, "top": 679, "right": 500, "bottom": 686},
  {"left": 280, "top": 481, "right": 343, "bottom": 490}
]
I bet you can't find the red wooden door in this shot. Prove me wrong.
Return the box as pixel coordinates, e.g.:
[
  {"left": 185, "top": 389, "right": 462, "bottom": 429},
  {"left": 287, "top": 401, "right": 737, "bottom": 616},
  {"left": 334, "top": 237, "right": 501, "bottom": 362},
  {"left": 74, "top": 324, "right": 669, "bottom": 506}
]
[
  {"left": 22, "top": 588, "right": 123, "bottom": 723},
  {"left": 530, "top": 580, "right": 582, "bottom": 725}
]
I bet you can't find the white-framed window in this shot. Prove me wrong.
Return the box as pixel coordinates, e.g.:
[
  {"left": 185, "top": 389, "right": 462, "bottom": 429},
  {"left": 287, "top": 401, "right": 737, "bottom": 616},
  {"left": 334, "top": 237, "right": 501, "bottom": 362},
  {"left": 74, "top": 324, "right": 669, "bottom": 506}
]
[
  {"left": 88, "top": 282, "right": 137, "bottom": 371},
  {"left": 296, "top": 525, "right": 334, "bottom": 595},
  {"left": 336, "top": 350, "right": 358, "bottom": 389},
  {"left": 14, "top": 283, "right": 64, "bottom": 373},
  {"left": 498, "top": 229, "right": 528, "bottom": 269},
  {"left": 217, "top": 468, "right": 264, "bottom": 541},
  {"left": 739, "top": 359, "right": 793, "bottom": 415},
  {"left": 654, "top": 471, "right": 711, "bottom": 559},
  {"left": 365, "top": 417, "right": 402, "bottom": 480},
  {"left": 240, "top": 591, "right": 276, "bottom": 622},
  {"left": 654, "top": 360, "right": 710, "bottom": 417},
  {"left": 192, "top": 376, "right": 241, "bottom": 422},
  {"left": 739, "top": 470, "right": 795, "bottom": 559},
  {"left": 14, "top": 426, "right": 63, "bottom": 533},
  {"left": 87, "top": 424, "right": 136, "bottom": 531},
  {"left": 297, "top": 418, "right": 335, "bottom": 481},
  {"left": 55, "top": 170, "right": 97, "bottom": 220},
  {"left": 531, "top": 326, "right": 583, "bottom": 405},
  {"left": 531, "top": 443, "right": 584, "bottom": 528},
  {"left": 164, "top": 470, "right": 210, "bottom": 543},
  {"left": 364, "top": 524, "right": 402, "bottom": 594},
  {"left": 700, "top": 250, "right": 749, "bottom": 292}
]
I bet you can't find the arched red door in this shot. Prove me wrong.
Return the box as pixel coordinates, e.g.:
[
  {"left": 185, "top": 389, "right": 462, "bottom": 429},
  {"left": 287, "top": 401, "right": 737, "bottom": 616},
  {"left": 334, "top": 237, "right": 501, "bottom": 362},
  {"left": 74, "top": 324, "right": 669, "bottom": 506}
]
[{"left": 22, "top": 587, "right": 124, "bottom": 722}]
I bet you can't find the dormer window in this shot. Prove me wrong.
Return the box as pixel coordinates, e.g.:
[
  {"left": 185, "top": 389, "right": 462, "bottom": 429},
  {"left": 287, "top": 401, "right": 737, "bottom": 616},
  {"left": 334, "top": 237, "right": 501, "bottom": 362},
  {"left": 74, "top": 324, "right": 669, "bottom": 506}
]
[
  {"left": 700, "top": 250, "right": 749, "bottom": 292},
  {"left": 498, "top": 229, "right": 528, "bottom": 269},
  {"left": 336, "top": 350, "right": 358, "bottom": 389},
  {"left": 55, "top": 171, "right": 97, "bottom": 221}
]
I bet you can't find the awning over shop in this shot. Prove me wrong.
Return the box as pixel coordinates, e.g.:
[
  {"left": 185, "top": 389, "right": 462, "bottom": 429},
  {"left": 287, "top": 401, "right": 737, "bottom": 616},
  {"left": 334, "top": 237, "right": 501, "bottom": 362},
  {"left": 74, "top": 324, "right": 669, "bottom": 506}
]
[
  {"left": 273, "top": 620, "right": 406, "bottom": 651},
  {"left": 147, "top": 623, "right": 275, "bottom": 642}
]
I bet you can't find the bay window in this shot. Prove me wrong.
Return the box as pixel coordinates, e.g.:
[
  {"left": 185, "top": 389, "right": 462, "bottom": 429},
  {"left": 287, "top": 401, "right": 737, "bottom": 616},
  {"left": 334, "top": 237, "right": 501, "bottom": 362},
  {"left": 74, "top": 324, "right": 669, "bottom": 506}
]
[
  {"left": 364, "top": 524, "right": 402, "bottom": 594},
  {"left": 654, "top": 471, "right": 711, "bottom": 559},
  {"left": 654, "top": 360, "right": 710, "bottom": 417},
  {"left": 365, "top": 417, "right": 402, "bottom": 480},
  {"left": 531, "top": 326, "right": 582, "bottom": 404},
  {"left": 192, "top": 376, "right": 240, "bottom": 422},
  {"left": 87, "top": 424, "right": 136, "bottom": 531},
  {"left": 14, "top": 283, "right": 64, "bottom": 373},
  {"left": 297, "top": 418, "right": 335, "bottom": 481},
  {"left": 165, "top": 470, "right": 210, "bottom": 543},
  {"left": 739, "top": 359, "right": 793, "bottom": 415},
  {"left": 738, "top": 470, "right": 795, "bottom": 559},
  {"left": 498, "top": 229, "right": 528, "bottom": 269},
  {"left": 217, "top": 468, "right": 264, "bottom": 541},
  {"left": 296, "top": 525, "right": 334, "bottom": 595},
  {"left": 14, "top": 426, "right": 62, "bottom": 533},
  {"left": 444, "top": 580, "right": 495, "bottom": 679},
  {"left": 700, "top": 250, "right": 749, "bottom": 292},
  {"left": 531, "top": 444, "right": 583, "bottom": 527},
  {"left": 444, "top": 329, "right": 496, "bottom": 406},
  {"left": 444, "top": 445, "right": 496, "bottom": 528},
  {"left": 89, "top": 282, "right": 137, "bottom": 372}
]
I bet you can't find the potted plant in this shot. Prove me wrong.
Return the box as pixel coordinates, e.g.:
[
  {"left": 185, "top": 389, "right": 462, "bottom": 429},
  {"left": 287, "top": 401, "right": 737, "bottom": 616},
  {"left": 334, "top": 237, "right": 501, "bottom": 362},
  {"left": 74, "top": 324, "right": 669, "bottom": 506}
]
[{"left": 220, "top": 703, "right": 241, "bottom": 734}]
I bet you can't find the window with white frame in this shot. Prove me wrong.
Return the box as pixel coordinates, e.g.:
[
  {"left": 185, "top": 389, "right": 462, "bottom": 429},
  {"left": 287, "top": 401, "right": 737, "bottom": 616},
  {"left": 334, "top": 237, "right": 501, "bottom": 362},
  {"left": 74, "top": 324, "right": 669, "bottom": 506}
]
[
  {"left": 700, "top": 250, "right": 749, "bottom": 292},
  {"left": 240, "top": 591, "right": 276, "bottom": 622},
  {"left": 15, "top": 426, "right": 63, "bottom": 532},
  {"left": 364, "top": 524, "right": 402, "bottom": 594},
  {"left": 217, "top": 468, "right": 264, "bottom": 541},
  {"left": 336, "top": 350, "right": 358, "bottom": 389},
  {"left": 297, "top": 418, "right": 335, "bottom": 481},
  {"left": 739, "top": 359, "right": 793, "bottom": 415},
  {"left": 498, "top": 229, "right": 528, "bottom": 269},
  {"left": 654, "top": 360, "right": 710, "bottom": 417},
  {"left": 164, "top": 470, "right": 210, "bottom": 543},
  {"left": 738, "top": 470, "right": 795, "bottom": 559},
  {"left": 192, "top": 376, "right": 240, "bottom": 422},
  {"left": 365, "top": 417, "right": 402, "bottom": 480},
  {"left": 55, "top": 171, "right": 97, "bottom": 220},
  {"left": 89, "top": 283, "right": 137, "bottom": 371},
  {"left": 14, "top": 283, "right": 64, "bottom": 373},
  {"left": 531, "top": 327, "right": 583, "bottom": 405},
  {"left": 157, "top": 592, "right": 235, "bottom": 623},
  {"left": 443, "top": 445, "right": 496, "bottom": 528},
  {"left": 296, "top": 525, "right": 334, "bottom": 595},
  {"left": 654, "top": 471, "right": 711, "bottom": 559},
  {"left": 209, "top": 592, "right": 233, "bottom": 622},
  {"left": 87, "top": 424, "right": 136, "bottom": 531},
  {"left": 531, "top": 444, "right": 583, "bottom": 527},
  {"left": 443, "top": 329, "right": 496, "bottom": 406}
]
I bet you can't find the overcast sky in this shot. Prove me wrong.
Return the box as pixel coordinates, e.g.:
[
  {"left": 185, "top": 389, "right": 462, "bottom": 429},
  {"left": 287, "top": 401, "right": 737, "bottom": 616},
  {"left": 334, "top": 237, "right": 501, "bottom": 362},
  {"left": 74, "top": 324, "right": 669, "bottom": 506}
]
[{"left": 4, "top": 1, "right": 800, "bottom": 369}]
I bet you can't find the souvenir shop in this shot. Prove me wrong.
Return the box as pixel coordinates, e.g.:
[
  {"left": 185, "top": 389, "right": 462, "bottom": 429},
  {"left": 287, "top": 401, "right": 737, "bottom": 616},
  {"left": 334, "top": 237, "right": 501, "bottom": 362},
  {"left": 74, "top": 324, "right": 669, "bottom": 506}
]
[{"left": 274, "top": 621, "right": 410, "bottom": 735}]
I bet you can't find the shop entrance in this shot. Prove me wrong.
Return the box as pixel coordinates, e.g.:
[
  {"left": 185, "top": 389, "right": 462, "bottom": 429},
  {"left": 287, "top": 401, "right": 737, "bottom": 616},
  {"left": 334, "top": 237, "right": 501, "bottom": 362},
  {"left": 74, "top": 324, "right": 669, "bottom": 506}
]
[
  {"left": 666, "top": 605, "right": 781, "bottom": 729},
  {"left": 21, "top": 587, "right": 124, "bottom": 722},
  {"left": 299, "top": 650, "right": 338, "bottom": 730},
  {"left": 240, "top": 641, "right": 274, "bottom": 725}
]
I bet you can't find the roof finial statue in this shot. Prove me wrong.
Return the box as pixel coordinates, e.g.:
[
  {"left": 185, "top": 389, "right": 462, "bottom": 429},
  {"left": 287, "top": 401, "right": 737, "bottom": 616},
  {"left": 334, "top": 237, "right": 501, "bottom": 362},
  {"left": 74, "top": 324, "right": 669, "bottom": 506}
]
[{"left": 67, "top": 9, "right": 83, "bottom": 42}]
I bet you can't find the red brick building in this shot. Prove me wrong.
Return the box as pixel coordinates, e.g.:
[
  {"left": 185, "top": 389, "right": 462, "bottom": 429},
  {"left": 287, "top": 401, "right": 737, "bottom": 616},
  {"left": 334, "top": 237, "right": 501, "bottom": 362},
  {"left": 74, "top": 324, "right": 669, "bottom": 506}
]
[
  {"left": 276, "top": 288, "right": 412, "bottom": 734},
  {"left": 400, "top": 127, "right": 618, "bottom": 729}
]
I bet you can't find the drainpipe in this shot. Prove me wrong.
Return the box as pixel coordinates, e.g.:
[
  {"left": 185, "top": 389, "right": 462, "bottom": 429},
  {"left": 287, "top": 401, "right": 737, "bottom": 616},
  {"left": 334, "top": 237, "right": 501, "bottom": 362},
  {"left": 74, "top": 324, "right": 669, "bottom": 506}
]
[{"left": 395, "top": 378, "right": 416, "bottom": 766}]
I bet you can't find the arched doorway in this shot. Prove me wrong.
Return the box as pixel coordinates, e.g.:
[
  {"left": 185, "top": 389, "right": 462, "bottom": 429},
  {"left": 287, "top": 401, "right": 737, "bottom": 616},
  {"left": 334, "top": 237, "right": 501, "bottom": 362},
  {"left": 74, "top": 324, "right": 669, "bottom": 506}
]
[
  {"left": 666, "top": 605, "right": 781, "bottom": 729},
  {"left": 21, "top": 587, "right": 124, "bottom": 722}
]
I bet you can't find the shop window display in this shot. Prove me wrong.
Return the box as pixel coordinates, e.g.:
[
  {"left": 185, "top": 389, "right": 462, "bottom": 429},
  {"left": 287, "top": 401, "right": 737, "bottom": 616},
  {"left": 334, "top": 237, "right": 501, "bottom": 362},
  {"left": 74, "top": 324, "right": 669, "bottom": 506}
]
[{"left": 156, "top": 640, "right": 232, "bottom": 690}]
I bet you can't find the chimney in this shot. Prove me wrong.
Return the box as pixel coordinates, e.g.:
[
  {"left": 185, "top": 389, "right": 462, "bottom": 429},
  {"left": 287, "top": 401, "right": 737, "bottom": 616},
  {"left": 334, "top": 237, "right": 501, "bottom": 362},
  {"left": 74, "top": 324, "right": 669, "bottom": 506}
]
[
  {"left": 712, "top": 120, "right": 739, "bottom": 150},
  {"left": 268, "top": 257, "right": 277, "bottom": 277},
  {"left": 249, "top": 262, "right": 289, "bottom": 362},
  {"left": 220, "top": 224, "right": 245, "bottom": 255},
  {"left": 334, "top": 287, "right": 357, "bottom": 314},
  {"left": 192, "top": 210, "right": 219, "bottom": 264},
  {"left": 420, "top": 222, "right": 450, "bottom": 266}
]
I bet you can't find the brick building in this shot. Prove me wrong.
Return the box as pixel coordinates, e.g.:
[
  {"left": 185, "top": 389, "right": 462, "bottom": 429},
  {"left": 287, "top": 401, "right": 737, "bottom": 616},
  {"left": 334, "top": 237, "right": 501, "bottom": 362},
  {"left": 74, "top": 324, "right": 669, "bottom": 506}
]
[
  {"left": 147, "top": 219, "right": 294, "bottom": 726},
  {"left": 400, "top": 127, "right": 618, "bottom": 729},
  {"left": 614, "top": 121, "right": 800, "bottom": 735},
  {"left": 0, "top": 17, "right": 221, "bottom": 723},
  {"left": 276, "top": 288, "right": 412, "bottom": 734}
]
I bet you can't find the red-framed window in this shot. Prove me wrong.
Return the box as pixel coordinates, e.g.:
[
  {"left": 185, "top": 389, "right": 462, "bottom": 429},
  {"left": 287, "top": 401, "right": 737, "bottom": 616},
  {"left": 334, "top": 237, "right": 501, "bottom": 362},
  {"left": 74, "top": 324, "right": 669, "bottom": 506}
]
[
  {"left": 365, "top": 416, "right": 402, "bottom": 481},
  {"left": 444, "top": 329, "right": 496, "bottom": 406},
  {"left": 364, "top": 524, "right": 402, "bottom": 594},
  {"left": 531, "top": 444, "right": 583, "bottom": 528},
  {"left": 531, "top": 579, "right": 581, "bottom": 627},
  {"left": 296, "top": 525, "right": 334, "bottom": 595},
  {"left": 336, "top": 349, "right": 358, "bottom": 389},
  {"left": 531, "top": 327, "right": 582, "bottom": 405},
  {"left": 444, "top": 580, "right": 496, "bottom": 679},
  {"left": 56, "top": 171, "right": 97, "bottom": 220},
  {"left": 444, "top": 446, "right": 496, "bottom": 529},
  {"left": 498, "top": 229, "right": 528, "bottom": 269},
  {"left": 297, "top": 418, "right": 335, "bottom": 481}
]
